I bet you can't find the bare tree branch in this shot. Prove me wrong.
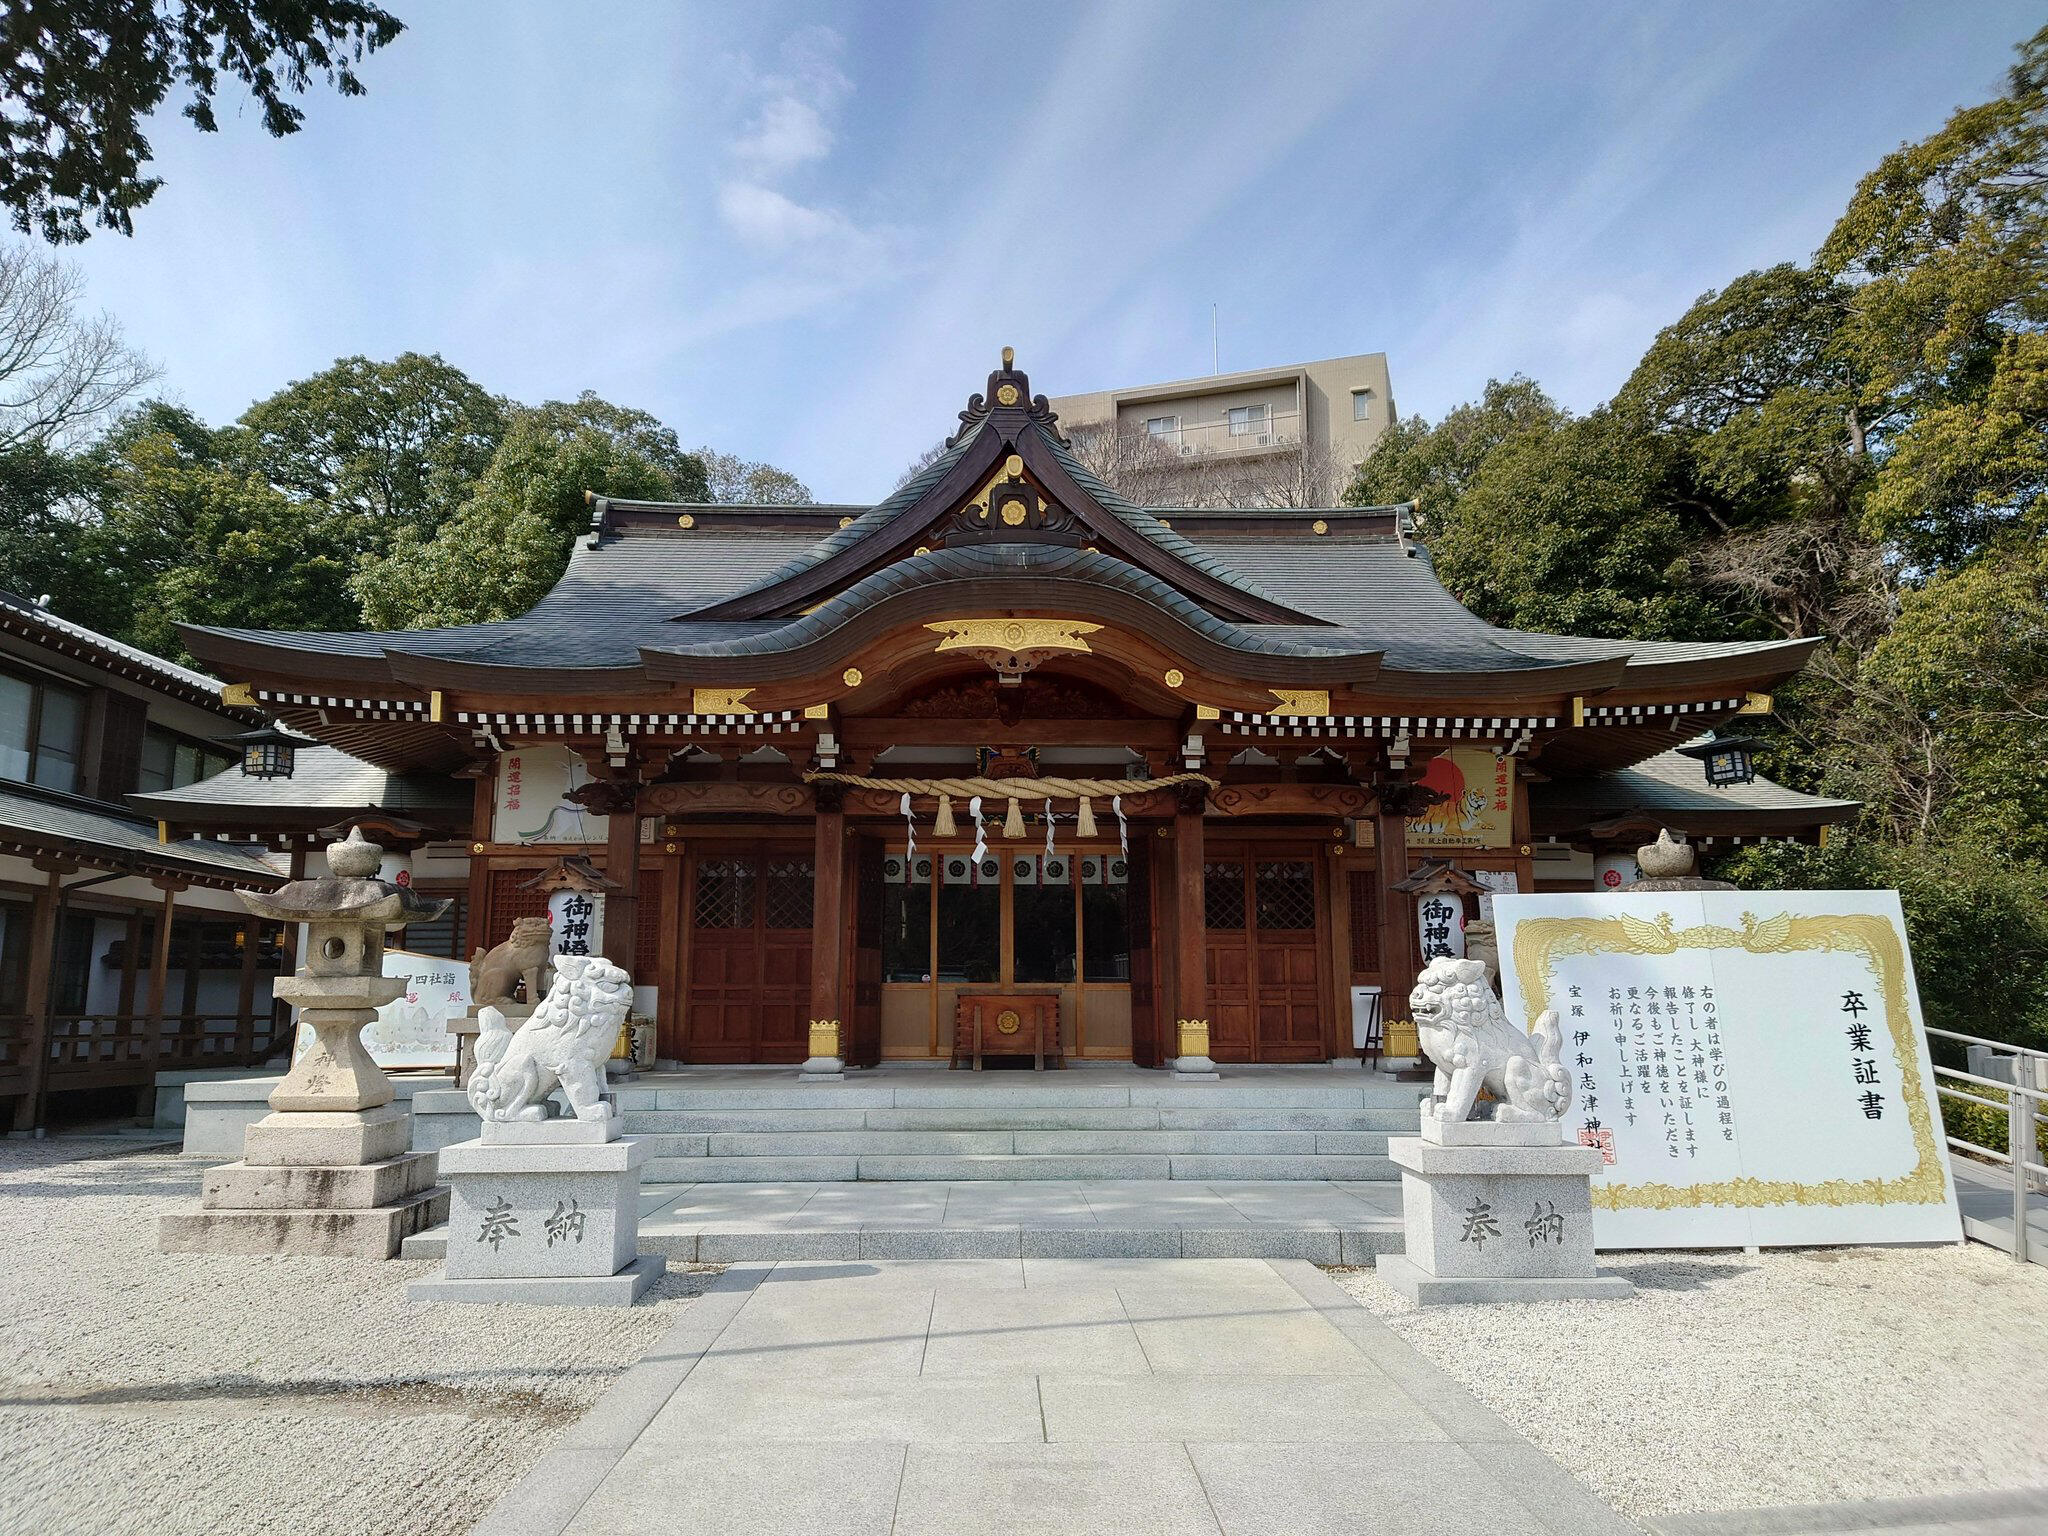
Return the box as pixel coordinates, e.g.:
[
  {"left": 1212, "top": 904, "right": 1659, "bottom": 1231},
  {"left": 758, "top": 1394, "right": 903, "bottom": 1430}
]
[{"left": 0, "top": 243, "right": 155, "bottom": 450}]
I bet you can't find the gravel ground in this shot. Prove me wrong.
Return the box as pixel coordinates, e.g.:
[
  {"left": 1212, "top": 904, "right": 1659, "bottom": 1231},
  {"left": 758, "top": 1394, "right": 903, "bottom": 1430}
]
[
  {"left": 1330, "top": 1245, "right": 2048, "bottom": 1521},
  {"left": 0, "top": 1137, "right": 719, "bottom": 1536}
]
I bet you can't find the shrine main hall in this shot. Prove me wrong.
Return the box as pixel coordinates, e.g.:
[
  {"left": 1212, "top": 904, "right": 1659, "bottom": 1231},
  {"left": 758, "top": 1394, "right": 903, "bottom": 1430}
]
[{"left": 158, "top": 354, "right": 1849, "bottom": 1071}]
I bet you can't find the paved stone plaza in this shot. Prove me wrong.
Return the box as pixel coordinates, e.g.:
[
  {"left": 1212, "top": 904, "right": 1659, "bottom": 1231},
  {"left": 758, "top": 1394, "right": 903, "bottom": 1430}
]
[
  {"left": 471, "top": 1256, "right": 1636, "bottom": 1536},
  {"left": 7, "top": 1137, "right": 2047, "bottom": 1536}
]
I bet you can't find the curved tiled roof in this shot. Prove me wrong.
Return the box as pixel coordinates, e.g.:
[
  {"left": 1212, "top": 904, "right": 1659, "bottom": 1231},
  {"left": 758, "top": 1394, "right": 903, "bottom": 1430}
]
[
  {"left": 178, "top": 365, "right": 1815, "bottom": 700},
  {"left": 638, "top": 543, "right": 1382, "bottom": 665},
  {"left": 130, "top": 745, "right": 471, "bottom": 816}
]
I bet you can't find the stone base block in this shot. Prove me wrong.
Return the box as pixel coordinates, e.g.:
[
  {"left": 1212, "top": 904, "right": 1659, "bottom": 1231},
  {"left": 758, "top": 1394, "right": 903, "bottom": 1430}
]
[
  {"left": 406, "top": 1253, "right": 664, "bottom": 1307},
  {"left": 799, "top": 1056, "right": 845, "bottom": 1081},
  {"left": 479, "top": 1106, "right": 621, "bottom": 1146},
  {"left": 158, "top": 1186, "right": 448, "bottom": 1258},
  {"left": 201, "top": 1150, "right": 437, "bottom": 1210},
  {"left": 1419, "top": 1117, "right": 1566, "bottom": 1147},
  {"left": 1374, "top": 1252, "right": 1635, "bottom": 1305},
  {"left": 243, "top": 1105, "right": 409, "bottom": 1168},
  {"left": 438, "top": 1136, "right": 649, "bottom": 1281}
]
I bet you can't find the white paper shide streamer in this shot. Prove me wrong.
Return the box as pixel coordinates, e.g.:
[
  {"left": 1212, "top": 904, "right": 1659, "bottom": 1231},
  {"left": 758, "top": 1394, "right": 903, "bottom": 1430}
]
[
  {"left": 1113, "top": 793, "right": 1127, "bottom": 858},
  {"left": 899, "top": 791, "right": 915, "bottom": 864},
  {"left": 968, "top": 795, "right": 986, "bottom": 865},
  {"left": 1044, "top": 798, "right": 1055, "bottom": 857}
]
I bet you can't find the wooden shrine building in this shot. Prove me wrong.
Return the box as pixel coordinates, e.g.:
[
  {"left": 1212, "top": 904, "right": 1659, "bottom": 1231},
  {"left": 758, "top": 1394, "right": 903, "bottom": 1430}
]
[{"left": 172, "top": 354, "right": 1851, "bottom": 1070}]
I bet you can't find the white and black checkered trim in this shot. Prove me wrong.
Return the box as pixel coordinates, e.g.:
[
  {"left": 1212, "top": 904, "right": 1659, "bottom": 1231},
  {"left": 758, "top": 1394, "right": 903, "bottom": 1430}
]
[
  {"left": 1580, "top": 698, "right": 1745, "bottom": 725},
  {"left": 1211, "top": 712, "right": 1556, "bottom": 739},
  {"left": 255, "top": 689, "right": 429, "bottom": 719},
  {"left": 453, "top": 710, "right": 807, "bottom": 734}
]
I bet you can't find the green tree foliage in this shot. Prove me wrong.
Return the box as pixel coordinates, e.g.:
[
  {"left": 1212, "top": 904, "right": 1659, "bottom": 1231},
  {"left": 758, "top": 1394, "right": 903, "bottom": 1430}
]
[
  {"left": 1347, "top": 379, "right": 1728, "bottom": 640},
  {"left": 1342, "top": 24, "right": 2048, "bottom": 1045},
  {"left": 0, "top": 440, "right": 109, "bottom": 616},
  {"left": 236, "top": 352, "right": 507, "bottom": 550},
  {"left": 1820, "top": 24, "right": 2048, "bottom": 568},
  {"left": 1345, "top": 375, "right": 1564, "bottom": 535},
  {"left": 1427, "top": 408, "right": 1728, "bottom": 641},
  {"left": 67, "top": 400, "right": 359, "bottom": 651},
  {"left": 0, "top": 0, "right": 404, "bottom": 243},
  {"left": 352, "top": 394, "right": 708, "bottom": 629},
  {"left": 1845, "top": 536, "right": 2048, "bottom": 855}
]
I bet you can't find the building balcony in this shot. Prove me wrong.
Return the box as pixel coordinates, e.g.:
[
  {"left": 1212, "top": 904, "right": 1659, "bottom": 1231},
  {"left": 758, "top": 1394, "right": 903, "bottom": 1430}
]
[{"left": 1128, "top": 409, "right": 1305, "bottom": 459}]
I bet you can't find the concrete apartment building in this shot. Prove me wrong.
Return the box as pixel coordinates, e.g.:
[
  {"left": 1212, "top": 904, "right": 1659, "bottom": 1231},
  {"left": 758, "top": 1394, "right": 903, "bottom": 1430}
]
[{"left": 1047, "top": 351, "right": 1396, "bottom": 501}]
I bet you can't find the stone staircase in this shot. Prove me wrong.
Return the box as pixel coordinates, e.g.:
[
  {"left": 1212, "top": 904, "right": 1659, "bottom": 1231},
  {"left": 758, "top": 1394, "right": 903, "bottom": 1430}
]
[{"left": 609, "top": 1072, "right": 1418, "bottom": 1183}]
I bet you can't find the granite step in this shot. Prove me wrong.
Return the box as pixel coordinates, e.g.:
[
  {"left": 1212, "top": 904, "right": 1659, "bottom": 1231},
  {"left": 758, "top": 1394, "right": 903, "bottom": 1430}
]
[
  {"left": 624, "top": 1129, "right": 1389, "bottom": 1159},
  {"left": 399, "top": 1220, "right": 1406, "bottom": 1264},
  {"left": 615, "top": 1105, "right": 1415, "bottom": 1134},
  {"left": 611, "top": 1080, "right": 1417, "bottom": 1112},
  {"left": 641, "top": 1153, "right": 1398, "bottom": 1182}
]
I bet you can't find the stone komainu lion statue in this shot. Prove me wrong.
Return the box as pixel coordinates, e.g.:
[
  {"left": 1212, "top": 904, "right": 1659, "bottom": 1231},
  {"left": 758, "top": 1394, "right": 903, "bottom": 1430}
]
[
  {"left": 468, "top": 954, "right": 633, "bottom": 1123},
  {"left": 468, "top": 915, "right": 553, "bottom": 1008},
  {"left": 1410, "top": 955, "right": 1571, "bottom": 1124}
]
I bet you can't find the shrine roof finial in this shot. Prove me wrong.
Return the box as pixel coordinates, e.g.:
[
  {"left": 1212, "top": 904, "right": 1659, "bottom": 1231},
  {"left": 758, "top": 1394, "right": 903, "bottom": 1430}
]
[{"left": 949, "top": 344, "right": 1064, "bottom": 448}]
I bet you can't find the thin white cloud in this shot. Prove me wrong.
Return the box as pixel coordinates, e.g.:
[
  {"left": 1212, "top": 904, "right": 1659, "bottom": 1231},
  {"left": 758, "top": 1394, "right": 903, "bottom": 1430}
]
[
  {"left": 692, "top": 24, "right": 906, "bottom": 341},
  {"left": 717, "top": 181, "right": 846, "bottom": 251},
  {"left": 733, "top": 96, "right": 835, "bottom": 175}
]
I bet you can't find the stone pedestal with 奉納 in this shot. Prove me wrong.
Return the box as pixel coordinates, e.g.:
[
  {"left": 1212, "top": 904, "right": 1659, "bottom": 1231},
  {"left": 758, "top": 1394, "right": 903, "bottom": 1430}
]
[
  {"left": 1373, "top": 954, "right": 1634, "bottom": 1304},
  {"left": 406, "top": 1106, "right": 661, "bottom": 1306},
  {"left": 408, "top": 953, "right": 660, "bottom": 1305},
  {"left": 159, "top": 828, "right": 450, "bottom": 1259},
  {"left": 1374, "top": 1121, "right": 1634, "bottom": 1304}
]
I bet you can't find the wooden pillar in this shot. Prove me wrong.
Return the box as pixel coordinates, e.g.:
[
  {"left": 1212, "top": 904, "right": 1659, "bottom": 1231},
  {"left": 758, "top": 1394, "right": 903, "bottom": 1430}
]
[
  {"left": 1375, "top": 795, "right": 1418, "bottom": 1025},
  {"left": 143, "top": 883, "right": 178, "bottom": 1086},
  {"left": 274, "top": 847, "right": 305, "bottom": 1044},
  {"left": 466, "top": 772, "right": 493, "bottom": 944},
  {"left": 1172, "top": 785, "right": 1208, "bottom": 1063},
  {"left": 1326, "top": 847, "right": 1353, "bottom": 1061},
  {"left": 601, "top": 792, "right": 641, "bottom": 968},
  {"left": 18, "top": 866, "right": 64, "bottom": 1133},
  {"left": 807, "top": 787, "right": 847, "bottom": 1062},
  {"left": 234, "top": 905, "right": 262, "bottom": 1063}
]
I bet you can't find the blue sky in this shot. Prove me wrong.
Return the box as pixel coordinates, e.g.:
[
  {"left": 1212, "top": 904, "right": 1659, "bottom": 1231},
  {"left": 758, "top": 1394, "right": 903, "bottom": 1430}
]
[{"left": 65, "top": 1, "right": 2040, "bottom": 501}]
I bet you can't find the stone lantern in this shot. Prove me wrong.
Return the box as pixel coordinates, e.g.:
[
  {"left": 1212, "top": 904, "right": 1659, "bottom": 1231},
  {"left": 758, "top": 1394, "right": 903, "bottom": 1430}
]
[
  {"left": 249, "top": 826, "right": 446, "bottom": 1114},
  {"left": 160, "top": 828, "right": 454, "bottom": 1258}
]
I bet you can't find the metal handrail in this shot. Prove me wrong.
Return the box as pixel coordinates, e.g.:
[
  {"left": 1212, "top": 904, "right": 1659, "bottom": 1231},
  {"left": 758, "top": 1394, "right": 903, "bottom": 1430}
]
[{"left": 1928, "top": 1026, "right": 2046, "bottom": 1263}]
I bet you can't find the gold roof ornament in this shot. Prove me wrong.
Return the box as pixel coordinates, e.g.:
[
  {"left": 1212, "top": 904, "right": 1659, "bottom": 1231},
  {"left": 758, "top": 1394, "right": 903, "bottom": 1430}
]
[
  {"left": 1267, "top": 689, "right": 1331, "bottom": 717},
  {"left": 927, "top": 619, "right": 1099, "bottom": 655}
]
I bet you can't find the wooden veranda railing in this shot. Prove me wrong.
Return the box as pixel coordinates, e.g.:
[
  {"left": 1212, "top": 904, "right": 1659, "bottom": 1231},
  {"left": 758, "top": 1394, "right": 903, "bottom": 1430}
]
[{"left": 0, "top": 1011, "right": 290, "bottom": 1100}]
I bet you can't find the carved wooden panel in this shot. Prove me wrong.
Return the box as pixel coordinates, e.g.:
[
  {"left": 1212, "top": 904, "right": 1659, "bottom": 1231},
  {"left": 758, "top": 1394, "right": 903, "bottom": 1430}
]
[
  {"left": 641, "top": 782, "right": 811, "bottom": 818},
  {"left": 1210, "top": 783, "right": 1369, "bottom": 818}
]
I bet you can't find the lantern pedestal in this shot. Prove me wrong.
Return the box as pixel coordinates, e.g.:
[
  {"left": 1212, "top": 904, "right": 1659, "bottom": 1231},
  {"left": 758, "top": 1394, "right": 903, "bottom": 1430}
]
[{"left": 159, "top": 828, "right": 452, "bottom": 1260}]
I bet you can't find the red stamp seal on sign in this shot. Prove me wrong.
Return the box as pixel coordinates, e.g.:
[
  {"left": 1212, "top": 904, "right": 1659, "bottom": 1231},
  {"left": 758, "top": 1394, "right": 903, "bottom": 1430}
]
[{"left": 1577, "top": 1127, "right": 1617, "bottom": 1165}]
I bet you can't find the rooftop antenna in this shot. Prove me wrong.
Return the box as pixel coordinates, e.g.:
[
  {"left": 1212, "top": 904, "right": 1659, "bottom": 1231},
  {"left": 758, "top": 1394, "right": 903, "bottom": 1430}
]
[{"left": 1211, "top": 304, "right": 1219, "bottom": 375}]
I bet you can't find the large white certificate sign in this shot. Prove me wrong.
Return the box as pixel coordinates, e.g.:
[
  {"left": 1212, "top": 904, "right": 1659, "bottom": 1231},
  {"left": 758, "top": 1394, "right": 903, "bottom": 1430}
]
[{"left": 1494, "top": 890, "right": 1961, "bottom": 1250}]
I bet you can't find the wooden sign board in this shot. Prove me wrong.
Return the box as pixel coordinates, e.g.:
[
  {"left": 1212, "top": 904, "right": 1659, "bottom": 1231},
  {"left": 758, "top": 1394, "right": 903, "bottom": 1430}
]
[{"left": 1494, "top": 889, "right": 1962, "bottom": 1250}]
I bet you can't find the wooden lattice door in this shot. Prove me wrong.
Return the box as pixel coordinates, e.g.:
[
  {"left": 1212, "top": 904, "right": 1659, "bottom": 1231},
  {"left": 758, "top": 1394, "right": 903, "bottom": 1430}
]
[{"left": 683, "top": 844, "right": 814, "bottom": 1063}]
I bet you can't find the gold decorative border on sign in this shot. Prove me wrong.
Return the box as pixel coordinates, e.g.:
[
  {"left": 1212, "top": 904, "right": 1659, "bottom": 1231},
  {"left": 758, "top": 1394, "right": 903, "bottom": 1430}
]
[{"left": 1509, "top": 910, "right": 1946, "bottom": 1211}]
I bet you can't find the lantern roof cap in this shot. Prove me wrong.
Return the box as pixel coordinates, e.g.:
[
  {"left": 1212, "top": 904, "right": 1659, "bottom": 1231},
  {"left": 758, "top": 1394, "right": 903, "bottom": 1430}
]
[{"left": 237, "top": 828, "right": 450, "bottom": 927}]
